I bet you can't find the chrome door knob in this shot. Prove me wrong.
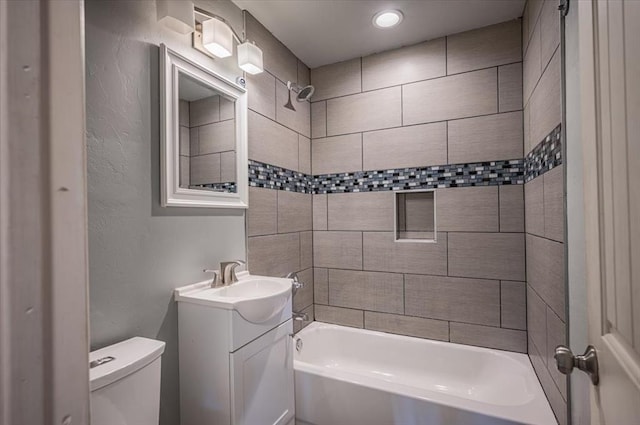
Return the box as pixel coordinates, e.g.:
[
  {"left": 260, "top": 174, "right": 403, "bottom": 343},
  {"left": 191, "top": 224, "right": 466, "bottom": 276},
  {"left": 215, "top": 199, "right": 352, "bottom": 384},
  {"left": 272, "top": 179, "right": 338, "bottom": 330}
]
[{"left": 554, "top": 345, "right": 599, "bottom": 385}]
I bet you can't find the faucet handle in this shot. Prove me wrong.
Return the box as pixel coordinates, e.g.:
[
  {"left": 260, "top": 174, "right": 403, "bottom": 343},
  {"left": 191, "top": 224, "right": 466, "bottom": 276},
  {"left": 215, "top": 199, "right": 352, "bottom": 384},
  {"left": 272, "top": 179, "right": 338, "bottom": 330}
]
[
  {"left": 203, "top": 269, "right": 221, "bottom": 287},
  {"left": 286, "top": 271, "right": 304, "bottom": 295}
]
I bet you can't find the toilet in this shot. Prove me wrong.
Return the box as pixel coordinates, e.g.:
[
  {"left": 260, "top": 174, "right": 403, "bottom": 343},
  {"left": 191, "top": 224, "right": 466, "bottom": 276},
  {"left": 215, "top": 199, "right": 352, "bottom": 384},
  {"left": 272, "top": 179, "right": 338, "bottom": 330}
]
[{"left": 89, "top": 337, "right": 166, "bottom": 425}]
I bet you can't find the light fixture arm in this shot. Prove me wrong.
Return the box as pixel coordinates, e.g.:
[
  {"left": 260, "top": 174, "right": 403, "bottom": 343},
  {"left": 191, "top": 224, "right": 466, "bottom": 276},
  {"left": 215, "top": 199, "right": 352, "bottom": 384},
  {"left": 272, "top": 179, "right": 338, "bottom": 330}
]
[{"left": 194, "top": 7, "right": 244, "bottom": 44}]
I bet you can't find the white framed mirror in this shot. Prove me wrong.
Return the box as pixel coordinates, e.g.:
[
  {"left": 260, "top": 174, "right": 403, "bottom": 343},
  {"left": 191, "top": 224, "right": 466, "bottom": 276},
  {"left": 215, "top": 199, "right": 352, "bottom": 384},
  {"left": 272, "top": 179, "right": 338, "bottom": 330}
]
[{"left": 160, "top": 44, "right": 248, "bottom": 208}]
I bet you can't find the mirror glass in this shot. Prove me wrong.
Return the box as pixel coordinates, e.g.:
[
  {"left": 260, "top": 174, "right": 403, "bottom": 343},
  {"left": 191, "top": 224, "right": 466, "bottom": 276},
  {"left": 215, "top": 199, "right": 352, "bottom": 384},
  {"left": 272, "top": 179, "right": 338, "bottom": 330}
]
[
  {"left": 161, "top": 44, "right": 248, "bottom": 209},
  {"left": 178, "top": 72, "right": 237, "bottom": 193}
]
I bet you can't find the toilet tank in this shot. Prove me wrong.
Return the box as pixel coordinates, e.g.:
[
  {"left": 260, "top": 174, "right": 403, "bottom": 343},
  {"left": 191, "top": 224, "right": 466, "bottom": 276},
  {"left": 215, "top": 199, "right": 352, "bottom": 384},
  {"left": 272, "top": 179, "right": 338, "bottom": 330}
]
[{"left": 90, "top": 337, "right": 166, "bottom": 425}]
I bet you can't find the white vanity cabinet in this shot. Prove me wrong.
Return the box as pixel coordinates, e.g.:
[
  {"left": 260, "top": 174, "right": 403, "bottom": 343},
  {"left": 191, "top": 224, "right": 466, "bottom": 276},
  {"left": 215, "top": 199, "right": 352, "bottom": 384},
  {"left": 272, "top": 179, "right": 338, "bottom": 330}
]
[{"left": 175, "top": 277, "right": 295, "bottom": 425}]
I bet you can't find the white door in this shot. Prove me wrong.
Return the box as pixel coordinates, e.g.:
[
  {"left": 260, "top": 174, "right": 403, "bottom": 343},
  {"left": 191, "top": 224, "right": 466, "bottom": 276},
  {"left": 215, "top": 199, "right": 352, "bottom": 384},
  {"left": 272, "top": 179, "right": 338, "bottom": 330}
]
[
  {"left": 577, "top": 0, "right": 640, "bottom": 422},
  {"left": 230, "top": 319, "right": 295, "bottom": 425}
]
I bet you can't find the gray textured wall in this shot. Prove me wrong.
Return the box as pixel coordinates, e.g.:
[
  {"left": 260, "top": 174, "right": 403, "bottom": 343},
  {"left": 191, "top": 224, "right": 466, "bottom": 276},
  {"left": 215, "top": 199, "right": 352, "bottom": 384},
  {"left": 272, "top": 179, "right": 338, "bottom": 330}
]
[{"left": 85, "top": 1, "right": 246, "bottom": 424}]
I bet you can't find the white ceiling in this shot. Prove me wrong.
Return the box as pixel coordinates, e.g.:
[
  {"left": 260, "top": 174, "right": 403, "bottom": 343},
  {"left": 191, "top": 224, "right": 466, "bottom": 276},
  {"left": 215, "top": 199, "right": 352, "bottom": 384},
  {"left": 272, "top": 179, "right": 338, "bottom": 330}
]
[{"left": 231, "top": 0, "right": 526, "bottom": 69}]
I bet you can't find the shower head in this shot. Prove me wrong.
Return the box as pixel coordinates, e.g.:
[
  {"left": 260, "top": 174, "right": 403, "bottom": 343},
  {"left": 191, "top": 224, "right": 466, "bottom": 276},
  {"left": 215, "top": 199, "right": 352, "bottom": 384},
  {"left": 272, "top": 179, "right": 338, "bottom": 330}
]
[
  {"left": 285, "top": 81, "right": 315, "bottom": 107},
  {"left": 295, "top": 84, "right": 315, "bottom": 102}
]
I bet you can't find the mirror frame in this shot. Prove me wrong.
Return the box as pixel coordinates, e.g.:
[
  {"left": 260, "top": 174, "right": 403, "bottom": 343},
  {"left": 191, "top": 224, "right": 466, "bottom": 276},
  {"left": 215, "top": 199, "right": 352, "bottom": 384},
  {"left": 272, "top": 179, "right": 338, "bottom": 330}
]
[{"left": 160, "top": 44, "right": 248, "bottom": 209}]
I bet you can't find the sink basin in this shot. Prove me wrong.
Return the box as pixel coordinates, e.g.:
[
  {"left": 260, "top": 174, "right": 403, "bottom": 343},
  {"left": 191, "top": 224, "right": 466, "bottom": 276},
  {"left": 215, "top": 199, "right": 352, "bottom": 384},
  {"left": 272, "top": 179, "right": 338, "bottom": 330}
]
[{"left": 174, "top": 272, "right": 292, "bottom": 323}]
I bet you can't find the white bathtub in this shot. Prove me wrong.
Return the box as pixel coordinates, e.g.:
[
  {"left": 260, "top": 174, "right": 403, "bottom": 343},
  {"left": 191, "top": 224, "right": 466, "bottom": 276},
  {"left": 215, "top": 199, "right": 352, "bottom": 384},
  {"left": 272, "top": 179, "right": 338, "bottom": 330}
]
[{"left": 294, "top": 322, "right": 557, "bottom": 425}]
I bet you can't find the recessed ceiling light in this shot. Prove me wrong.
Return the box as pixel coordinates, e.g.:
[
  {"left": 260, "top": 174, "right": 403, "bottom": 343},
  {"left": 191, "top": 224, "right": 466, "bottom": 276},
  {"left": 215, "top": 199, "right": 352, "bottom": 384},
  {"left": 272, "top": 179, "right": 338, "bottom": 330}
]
[{"left": 372, "top": 10, "right": 403, "bottom": 29}]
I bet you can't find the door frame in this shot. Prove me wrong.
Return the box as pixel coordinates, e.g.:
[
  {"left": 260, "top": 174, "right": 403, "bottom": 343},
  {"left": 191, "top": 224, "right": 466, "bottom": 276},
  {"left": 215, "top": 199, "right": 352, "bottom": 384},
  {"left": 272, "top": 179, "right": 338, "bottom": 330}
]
[{"left": 0, "top": 1, "right": 90, "bottom": 424}]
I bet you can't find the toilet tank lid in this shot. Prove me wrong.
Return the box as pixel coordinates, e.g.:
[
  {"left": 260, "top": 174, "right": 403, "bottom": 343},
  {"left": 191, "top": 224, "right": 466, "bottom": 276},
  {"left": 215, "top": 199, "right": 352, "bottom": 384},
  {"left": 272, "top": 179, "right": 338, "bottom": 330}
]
[{"left": 90, "top": 337, "right": 165, "bottom": 391}]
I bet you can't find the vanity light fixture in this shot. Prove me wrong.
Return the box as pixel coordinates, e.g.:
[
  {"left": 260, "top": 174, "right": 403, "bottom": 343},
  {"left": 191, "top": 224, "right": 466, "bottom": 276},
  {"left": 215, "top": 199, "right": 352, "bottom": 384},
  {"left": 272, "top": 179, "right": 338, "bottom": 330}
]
[
  {"left": 202, "top": 17, "right": 234, "bottom": 58},
  {"left": 372, "top": 9, "right": 404, "bottom": 29},
  {"left": 157, "top": 0, "right": 195, "bottom": 34},
  {"left": 193, "top": 8, "right": 264, "bottom": 74},
  {"left": 237, "top": 41, "right": 264, "bottom": 75}
]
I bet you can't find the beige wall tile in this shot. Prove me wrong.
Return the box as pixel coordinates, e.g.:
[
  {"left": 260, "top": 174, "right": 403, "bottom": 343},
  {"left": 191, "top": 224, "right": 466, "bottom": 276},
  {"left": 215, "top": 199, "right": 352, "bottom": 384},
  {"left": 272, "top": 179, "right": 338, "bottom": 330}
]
[
  {"left": 189, "top": 127, "right": 199, "bottom": 156},
  {"left": 527, "top": 285, "right": 548, "bottom": 363},
  {"left": 315, "top": 305, "right": 364, "bottom": 328},
  {"left": 248, "top": 233, "right": 300, "bottom": 277},
  {"left": 247, "top": 71, "right": 276, "bottom": 119},
  {"left": 180, "top": 156, "right": 190, "bottom": 187},
  {"left": 448, "top": 232, "right": 525, "bottom": 281},
  {"left": 448, "top": 112, "right": 523, "bottom": 164},
  {"left": 198, "top": 120, "right": 235, "bottom": 155},
  {"left": 190, "top": 153, "right": 221, "bottom": 185},
  {"left": 529, "top": 335, "right": 568, "bottom": 425},
  {"left": 401, "top": 192, "right": 435, "bottom": 232},
  {"left": 544, "top": 165, "right": 564, "bottom": 242},
  {"left": 328, "top": 192, "right": 394, "bottom": 231},
  {"left": 179, "top": 99, "right": 189, "bottom": 127},
  {"left": 327, "top": 87, "right": 401, "bottom": 136},
  {"left": 363, "top": 122, "right": 447, "bottom": 170},
  {"left": 313, "top": 194, "right": 328, "bottom": 231},
  {"left": 311, "top": 101, "right": 327, "bottom": 138},
  {"left": 405, "top": 274, "right": 500, "bottom": 326},
  {"left": 294, "top": 267, "right": 314, "bottom": 311},
  {"left": 245, "top": 12, "right": 297, "bottom": 83},
  {"left": 298, "top": 135, "right": 311, "bottom": 175},
  {"left": 363, "top": 232, "right": 447, "bottom": 275},
  {"left": 298, "top": 60, "right": 310, "bottom": 86},
  {"left": 362, "top": 38, "right": 446, "bottom": 91},
  {"left": 248, "top": 187, "right": 277, "bottom": 237},
  {"left": 329, "top": 269, "right": 404, "bottom": 314},
  {"left": 546, "top": 306, "right": 568, "bottom": 398},
  {"left": 500, "top": 185, "right": 525, "bottom": 232},
  {"left": 314, "top": 268, "right": 329, "bottom": 305},
  {"left": 540, "top": 0, "right": 560, "bottom": 70},
  {"left": 312, "top": 133, "right": 362, "bottom": 174},
  {"left": 524, "top": 104, "right": 531, "bottom": 153},
  {"left": 248, "top": 110, "right": 299, "bottom": 170},
  {"left": 190, "top": 95, "right": 220, "bottom": 127},
  {"left": 523, "top": 0, "right": 544, "bottom": 53},
  {"left": 311, "top": 58, "right": 361, "bottom": 102},
  {"left": 179, "top": 126, "right": 190, "bottom": 156},
  {"left": 437, "top": 186, "right": 500, "bottom": 232},
  {"left": 314, "top": 231, "right": 363, "bottom": 270},
  {"left": 364, "top": 312, "right": 449, "bottom": 341},
  {"left": 447, "top": 20, "right": 522, "bottom": 74},
  {"left": 499, "top": 63, "right": 523, "bottom": 112},
  {"left": 403, "top": 68, "right": 497, "bottom": 125},
  {"left": 529, "top": 50, "right": 561, "bottom": 149},
  {"left": 220, "top": 151, "right": 235, "bottom": 182},
  {"left": 523, "top": 22, "right": 541, "bottom": 105},
  {"left": 501, "top": 281, "right": 527, "bottom": 330},
  {"left": 220, "top": 97, "right": 234, "bottom": 121},
  {"left": 300, "top": 231, "right": 313, "bottom": 270},
  {"left": 450, "top": 322, "right": 527, "bottom": 353},
  {"left": 525, "top": 176, "right": 545, "bottom": 237},
  {"left": 278, "top": 191, "right": 312, "bottom": 233},
  {"left": 526, "top": 234, "right": 565, "bottom": 320},
  {"left": 276, "top": 80, "right": 311, "bottom": 138}
]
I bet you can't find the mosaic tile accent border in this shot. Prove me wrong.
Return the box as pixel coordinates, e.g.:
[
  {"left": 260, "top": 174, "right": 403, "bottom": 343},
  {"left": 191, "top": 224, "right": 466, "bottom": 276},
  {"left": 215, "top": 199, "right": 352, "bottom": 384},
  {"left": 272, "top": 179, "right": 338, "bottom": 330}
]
[
  {"left": 525, "top": 124, "right": 562, "bottom": 182},
  {"left": 191, "top": 182, "right": 237, "bottom": 193},
  {"left": 311, "top": 159, "right": 525, "bottom": 194},
  {"left": 247, "top": 125, "right": 562, "bottom": 194},
  {"left": 249, "top": 161, "right": 312, "bottom": 193}
]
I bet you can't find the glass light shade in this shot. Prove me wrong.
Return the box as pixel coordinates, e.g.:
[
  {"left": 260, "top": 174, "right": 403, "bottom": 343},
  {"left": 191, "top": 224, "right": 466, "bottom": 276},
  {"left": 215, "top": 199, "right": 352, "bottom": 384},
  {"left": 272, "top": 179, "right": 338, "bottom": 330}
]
[
  {"left": 237, "top": 42, "right": 264, "bottom": 75},
  {"left": 202, "top": 18, "right": 233, "bottom": 58},
  {"left": 157, "top": 0, "right": 195, "bottom": 34}
]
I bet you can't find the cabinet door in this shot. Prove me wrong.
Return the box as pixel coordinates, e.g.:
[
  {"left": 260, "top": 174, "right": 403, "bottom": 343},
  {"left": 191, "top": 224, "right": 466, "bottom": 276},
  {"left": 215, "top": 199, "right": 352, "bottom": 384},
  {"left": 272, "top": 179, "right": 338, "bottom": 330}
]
[{"left": 230, "top": 319, "right": 294, "bottom": 425}]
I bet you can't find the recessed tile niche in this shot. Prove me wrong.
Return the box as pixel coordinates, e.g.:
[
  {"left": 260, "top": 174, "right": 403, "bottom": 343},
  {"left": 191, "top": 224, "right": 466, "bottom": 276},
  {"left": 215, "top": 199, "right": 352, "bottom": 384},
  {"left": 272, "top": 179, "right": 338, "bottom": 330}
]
[{"left": 395, "top": 190, "right": 436, "bottom": 242}]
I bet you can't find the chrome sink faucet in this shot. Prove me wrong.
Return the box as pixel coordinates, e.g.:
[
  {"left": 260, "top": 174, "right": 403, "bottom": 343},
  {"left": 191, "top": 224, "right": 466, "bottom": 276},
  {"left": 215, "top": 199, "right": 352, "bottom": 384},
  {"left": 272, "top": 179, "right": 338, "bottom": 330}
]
[{"left": 204, "top": 260, "right": 246, "bottom": 287}]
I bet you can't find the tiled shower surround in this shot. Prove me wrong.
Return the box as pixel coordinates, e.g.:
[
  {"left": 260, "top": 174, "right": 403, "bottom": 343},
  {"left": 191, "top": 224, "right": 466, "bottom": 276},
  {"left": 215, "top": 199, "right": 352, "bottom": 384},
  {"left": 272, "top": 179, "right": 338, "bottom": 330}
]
[
  {"left": 246, "top": 5, "right": 565, "bottom": 423},
  {"left": 523, "top": 0, "right": 567, "bottom": 423}
]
